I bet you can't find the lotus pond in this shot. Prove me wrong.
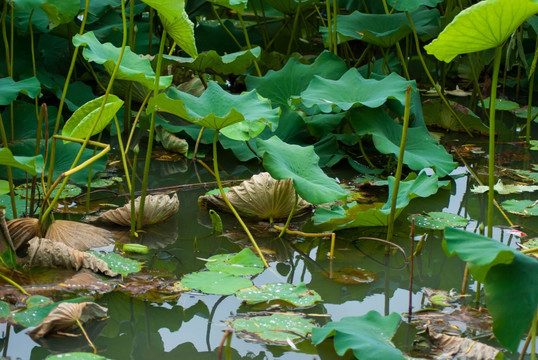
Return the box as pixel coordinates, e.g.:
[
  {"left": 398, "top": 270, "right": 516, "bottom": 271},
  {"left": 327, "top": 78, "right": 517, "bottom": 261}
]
[{"left": 0, "top": 0, "right": 538, "bottom": 359}]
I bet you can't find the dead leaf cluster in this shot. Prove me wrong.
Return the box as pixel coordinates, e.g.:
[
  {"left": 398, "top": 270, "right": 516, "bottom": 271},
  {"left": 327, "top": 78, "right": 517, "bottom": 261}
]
[{"left": 198, "top": 172, "right": 313, "bottom": 220}]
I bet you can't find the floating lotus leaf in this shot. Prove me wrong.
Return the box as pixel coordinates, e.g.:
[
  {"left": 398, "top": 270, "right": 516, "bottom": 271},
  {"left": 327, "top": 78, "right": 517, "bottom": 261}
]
[
  {"left": 235, "top": 282, "right": 322, "bottom": 307},
  {"left": 198, "top": 172, "right": 313, "bottom": 220},
  {"left": 88, "top": 251, "right": 143, "bottom": 277},
  {"left": 95, "top": 193, "right": 179, "bottom": 227},
  {"left": 500, "top": 200, "right": 538, "bottom": 216},
  {"left": 410, "top": 212, "right": 468, "bottom": 230},
  {"left": 45, "top": 220, "right": 113, "bottom": 251},
  {"left": 25, "top": 237, "right": 118, "bottom": 277},
  {"left": 327, "top": 266, "right": 377, "bottom": 284},
  {"left": 28, "top": 302, "right": 107, "bottom": 339}
]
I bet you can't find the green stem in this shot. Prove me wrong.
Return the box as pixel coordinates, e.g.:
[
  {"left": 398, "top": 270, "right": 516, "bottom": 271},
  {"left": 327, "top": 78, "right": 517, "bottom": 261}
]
[
  {"left": 357, "top": 134, "right": 375, "bottom": 168},
  {"left": 46, "top": 0, "right": 91, "bottom": 191},
  {"left": 138, "top": 28, "right": 167, "bottom": 230},
  {"left": 331, "top": 0, "right": 338, "bottom": 55},
  {"left": 0, "top": 273, "right": 29, "bottom": 296},
  {"left": 527, "top": 36, "right": 538, "bottom": 144},
  {"left": 237, "top": 13, "right": 262, "bottom": 76},
  {"left": 405, "top": 11, "right": 473, "bottom": 137},
  {"left": 530, "top": 310, "right": 537, "bottom": 360},
  {"left": 325, "top": 0, "right": 332, "bottom": 52},
  {"left": 487, "top": 46, "right": 503, "bottom": 238},
  {"left": 287, "top": 0, "right": 301, "bottom": 55},
  {"left": 387, "top": 85, "right": 412, "bottom": 243},
  {"left": 211, "top": 5, "right": 242, "bottom": 49},
  {"left": 212, "top": 131, "right": 268, "bottom": 267},
  {"left": 0, "top": 113, "right": 17, "bottom": 218},
  {"left": 130, "top": 146, "right": 139, "bottom": 238},
  {"left": 113, "top": 115, "right": 132, "bottom": 192},
  {"left": 279, "top": 192, "right": 298, "bottom": 238},
  {"left": 1, "top": 1, "right": 10, "bottom": 75}
]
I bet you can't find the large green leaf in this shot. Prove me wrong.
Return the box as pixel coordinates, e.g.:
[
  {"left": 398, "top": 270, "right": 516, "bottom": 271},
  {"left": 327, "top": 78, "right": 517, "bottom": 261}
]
[
  {"left": 387, "top": 0, "right": 443, "bottom": 12},
  {"left": 229, "top": 313, "right": 315, "bottom": 344},
  {"left": 72, "top": 32, "right": 173, "bottom": 89},
  {"left": 501, "top": 199, "right": 538, "bottom": 216},
  {"left": 140, "top": 0, "right": 198, "bottom": 58},
  {"left": 11, "top": 0, "right": 46, "bottom": 10},
  {"left": 205, "top": 248, "right": 264, "bottom": 276},
  {"left": 0, "top": 77, "right": 40, "bottom": 105},
  {"left": 410, "top": 211, "right": 468, "bottom": 230},
  {"left": 443, "top": 227, "right": 538, "bottom": 352},
  {"left": 296, "top": 69, "right": 415, "bottom": 112},
  {"left": 148, "top": 82, "right": 280, "bottom": 140},
  {"left": 1, "top": 101, "right": 60, "bottom": 139},
  {"left": 0, "top": 148, "right": 43, "bottom": 175},
  {"left": 424, "top": 0, "right": 538, "bottom": 62},
  {"left": 0, "top": 301, "right": 11, "bottom": 320},
  {"left": 236, "top": 282, "right": 322, "bottom": 307},
  {"left": 0, "top": 180, "right": 9, "bottom": 196},
  {"left": 351, "top": 107, "right": 457, "bottom": 177},
  {"left": 40, "top": 0, "right": 79, "bottom": 29},
  {"left": 164, "top": 47, "right": 261, "bottom": 75},
  {"left": 323, "top": 8, "right": 440, "bottom": 47},
  {"left": 88, "top": 252, "right": 143, "bottom": 276},
  {"left": 181, "top": 271, "right": 253, "bottom": 295},
  {"left": 47, "top": 353, "right": 108, "bottom": 360},
  {"left": 245, "top": 51, "right": 348, "bottom": 108},
  {"left": 62, "top": 95, "right": 124, "bottom": 141},
  {"left": 256, "top": 136, "right": 346, "bottom": 204},
  {"left": 311, "top": 311, "right": 405, "bottom": 360}
]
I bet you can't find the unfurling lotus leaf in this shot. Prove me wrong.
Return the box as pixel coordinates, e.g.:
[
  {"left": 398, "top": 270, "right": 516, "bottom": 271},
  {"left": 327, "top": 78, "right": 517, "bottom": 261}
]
[
  {"left": 198, "top": 172, "right": 313, "bottom": 220},
  {"left": 94, "top": 193, "right": 179, "bottom": 227},
  {"left": 28, "top": 302, "right": 108, "bottom": 339},
  {"left": 25, "top": 237, "right": 118, "bottom": 277}
]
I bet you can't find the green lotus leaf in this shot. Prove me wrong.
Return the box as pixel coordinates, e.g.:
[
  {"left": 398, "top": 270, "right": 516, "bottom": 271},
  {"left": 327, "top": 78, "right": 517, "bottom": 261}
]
[
  {"left": 422, "top": 99, "right": 489, "bottom": 135},
  {"left": 0, "top": 148, "right": 43, "bottom": 176},
  {"left": 351, "top": 107, "right": 457, "bottom": 177},
  {"left": 479, "top": 97, "right": 520, "bottom": 111},
  {"left": 256, "top": 136, "right": 346, "bottom": 204},
  {"left": 205, "top": 248, "right": 264, "bottom": 276},
  {"left": 236, "top": 282, "right": 322, "bottom": 307},
  {"left": 471, "top": 181, "right": 538, "bottom": 194},
  {"left": 11, "top": 0, "right": 46, "bottom": 10},
  {"left": 0, "top": 301, "right": 11, "bottom": 320},
  {"left": 0, "top": 77, "right": 40, "bottom": 105},
  {"left": 229, "top": 313, "right": 315, "bottom": 344},
  {"left": 140, "top": 0, "right": 197, "bottom": 58},
  {"left": 12, "top": 297, "right": 91, "bottom": 328},
  {"left": 444, "top": 227, "right": 538, "bottom": 352},
  {"left": 0, "top": 195, "right": 30, "bottom": 219},
  {"left": 181, "top": 271, "right": 253, "bottom": 295},
  {"left": 62, "top": 95, "right": 124, "bottom": 141},
  {"left": 164, "top": 47, "right": 261, "bottom": 75},
  {"left": 322, "top": 8, "right": 440, "bottom": 47},
  {"left": 311, "top": 311, "right": 404, "bottom": 360},
  {"left": 297, "top": 69, "right": 416, "bottom": 112},
  {"left": 425, "top": 0, "right": 538, "bottom": 62},
  {"left": 26, "top": 295, "right": 53, "bottom": 308},
  {"left": 40, "top": 0, "right": 79, "bottom": 29},
  {"left": 500, "top": 199, "right": 538, "bottom": 216},
  {"left": 382, "top": 172, "right": 449, "bottom": 213},
  {"left": 0, "top": 180, "right": 9, "bottom": 196},
  {"left": 198, "top": 172, "right": 313, "bottom": 220},
  {"left": 148, "top": 82, "right": 279, "bottom": 139},
  {"left": 387, "top": 0, "right": 443, "bottom": 12},
  {"left": 246, "top": 51, "right": 347, "bottom": 107},
  {"left": 207, "top": 0, "right": 248, "bottom": 13},
  {"left": 410, "top": 211, "right": 468, "bottom": 230},
  {"left": 2, "top": 101, "right": 60, "bottom": 139},
  {"left": 72, "top": 32, "right": 173, "bottom": 89},
  {"left": 88, "top": 252, "right": 143, "bottom": 276}
]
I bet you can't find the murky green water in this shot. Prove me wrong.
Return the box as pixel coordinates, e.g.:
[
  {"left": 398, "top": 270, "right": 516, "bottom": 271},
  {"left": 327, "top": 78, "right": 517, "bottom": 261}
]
[{"left": 1, "top": 130, "right": 537, "bottom": 359}]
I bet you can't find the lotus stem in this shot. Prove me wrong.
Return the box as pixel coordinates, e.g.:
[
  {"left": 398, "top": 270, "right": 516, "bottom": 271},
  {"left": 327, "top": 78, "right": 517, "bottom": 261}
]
[
  {"left": 461, "top": 264, "right": 469, "bottom": 295},
  {"left": 408, "top": 216, "right": 415, "bottom": 323},
  {"left": 75, "top": 318, "right": 97, "bottom": 354},
  {"left": 405, "top": 12, "right": 473, "bottom": 137},
  {"left": 193, "top": 127, "right": 206, "bottom": 160},
  {"left": 113, "top": 115, "right": 132, "bottom": 192},
  {"left": 287, "top": 0, "right": 301, "bottom": 55},
  {"left": 0, "top": 273, "right": 29, "bottom": 296},
  {"left": 1, "top": 1, "right": 9, "bottom": 75},
  {"left": 387, "top": 85, "right": 412, "bottom": 243},
  {"left": 0, "top": 113, "right": 17, "bottom": 218},
  {"left": 278, "top": 192, "right": 298, "bottom": 238},
  {"left": 130, "top": 146, "right": 139, "bottom": 238},
  {"left": 325, "top": 0, "right": 332, "bottom": 53},
  {"left": 530, "top": 310, "right": 537, "bottom": 360},
  {"left": 331, "top": 0, "right": 338, "bottom": 55},
  {"left": 381, "top": 0, "right": 409, "bottom": 79},
  {"left": 237, "top": 13, "right": 262, "bottom": 77},
  {"left": 138, "top": 28, "right": 167, "bottom": 230},
  {"left": 487, "top": 46, "right": 502, "bottom": 238},
  {"left": 46, "top": 0, "right": 91, "bottom": 191},
  {"left": 526, "top": 36, "right": 538, "bottom": 144},
  {"left": 125, "top": 92, "right": 152, "bottom": 154},
  {"left": 211, "top": 4, "right": 242, "bottom": 50},
  {"left": 212, "top": 131, "right": 269, "bottom": 268}
]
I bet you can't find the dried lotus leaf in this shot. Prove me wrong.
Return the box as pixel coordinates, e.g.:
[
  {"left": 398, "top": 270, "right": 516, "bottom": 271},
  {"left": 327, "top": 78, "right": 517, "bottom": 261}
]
[
  {"left": 25, "top": 237, "right": 118, "bottom": 277},
  {"left": 94, "top": 193, "right": 179, "bottom": 227},
  {"left": 198, "top": 172, "right": 313, "bottom": 220},
  {"left": 156, "top": 125, "right": 189, "bottom": 155},
  {"left": 45, "top": 220, "right": 113, "bottom": 251},
  {"left": 28, "top": 302, "right": 107, "bottom": 339},
  {"left": 7, "top": 217, "right": 42, "bottom": 254}
]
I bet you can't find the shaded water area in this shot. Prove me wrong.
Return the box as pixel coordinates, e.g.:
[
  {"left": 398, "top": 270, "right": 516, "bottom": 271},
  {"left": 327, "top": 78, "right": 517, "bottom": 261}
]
[{"left": 1, "top": 125, "right": 537, "bottom": 359}]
